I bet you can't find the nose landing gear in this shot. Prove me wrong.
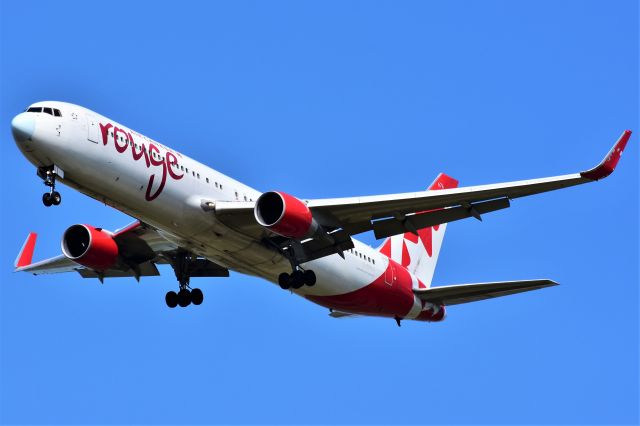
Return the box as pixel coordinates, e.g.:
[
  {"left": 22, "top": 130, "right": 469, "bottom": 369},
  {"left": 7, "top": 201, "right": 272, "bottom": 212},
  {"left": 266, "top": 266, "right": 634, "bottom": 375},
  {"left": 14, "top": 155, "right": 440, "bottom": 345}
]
[
  {"left": 42, "top": 191, "right": 61, "bottom": 207},
  {"left": 38, "top": 166, "right": 61, "bottom": 207}
]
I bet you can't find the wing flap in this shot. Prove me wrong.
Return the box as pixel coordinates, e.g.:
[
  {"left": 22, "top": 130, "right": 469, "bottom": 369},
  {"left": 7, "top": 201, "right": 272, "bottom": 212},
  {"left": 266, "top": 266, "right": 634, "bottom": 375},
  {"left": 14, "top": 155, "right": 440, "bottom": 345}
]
[
  {"left": 414, "top": 279, "right": 558, "bottom": 306},
  {"left": 371, "top": 197, "right": 510, "bottom": 239},
  {"left": 78, "top": 261, "right": 160, "bottom": 279}
]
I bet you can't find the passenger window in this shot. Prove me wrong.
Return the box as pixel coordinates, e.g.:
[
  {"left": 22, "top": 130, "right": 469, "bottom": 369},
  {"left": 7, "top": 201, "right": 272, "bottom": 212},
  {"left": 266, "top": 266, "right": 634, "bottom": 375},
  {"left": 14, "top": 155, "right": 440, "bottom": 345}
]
[
  {"left": 206, "top": 177, "right": 209, "bottom": 183},
  {"left": 43, "top": 107, "right": 53, "bottom": 115},
  {"left": 54, "top": 109, "right": 62, "bottom": 117}
]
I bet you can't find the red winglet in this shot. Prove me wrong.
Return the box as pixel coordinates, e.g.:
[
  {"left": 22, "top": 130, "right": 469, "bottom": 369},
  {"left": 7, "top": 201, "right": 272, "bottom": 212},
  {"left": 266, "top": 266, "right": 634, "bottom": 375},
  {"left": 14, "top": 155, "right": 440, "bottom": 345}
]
[
  {"left": 15, "top": 232, "right": 37, "bottom": 268},
  {"left": 581, "top": 130, "right": 632, "bottom": 180}
]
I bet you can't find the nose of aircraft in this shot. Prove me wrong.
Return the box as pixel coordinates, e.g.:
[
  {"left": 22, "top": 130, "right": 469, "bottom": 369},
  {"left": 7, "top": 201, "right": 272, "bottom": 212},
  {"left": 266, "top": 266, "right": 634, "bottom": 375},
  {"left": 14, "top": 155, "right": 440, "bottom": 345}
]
[{"left": 11, "top": 112, "right": 36, "bottom": 142}]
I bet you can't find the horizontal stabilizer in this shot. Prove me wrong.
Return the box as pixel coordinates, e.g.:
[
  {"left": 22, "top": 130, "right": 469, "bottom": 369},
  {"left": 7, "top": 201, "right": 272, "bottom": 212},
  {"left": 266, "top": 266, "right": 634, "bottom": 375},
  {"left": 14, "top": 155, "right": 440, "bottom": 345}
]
[{"left": 413, "top": 279, "right": 558, "bottom": 306}]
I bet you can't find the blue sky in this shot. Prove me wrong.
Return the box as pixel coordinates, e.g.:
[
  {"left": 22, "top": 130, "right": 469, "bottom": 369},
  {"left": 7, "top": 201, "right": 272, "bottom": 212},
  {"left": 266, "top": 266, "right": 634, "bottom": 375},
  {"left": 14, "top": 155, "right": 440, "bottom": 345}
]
[{"left": 0, "top": 1, "right": 637, "bottom": 424}]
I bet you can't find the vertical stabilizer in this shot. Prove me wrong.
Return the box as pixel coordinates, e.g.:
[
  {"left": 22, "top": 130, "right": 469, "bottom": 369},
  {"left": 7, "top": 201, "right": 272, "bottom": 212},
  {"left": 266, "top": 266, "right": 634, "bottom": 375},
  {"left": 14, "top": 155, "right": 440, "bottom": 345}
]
[{"left": 378, "top": 173, "right": 458, "bottom": 288}]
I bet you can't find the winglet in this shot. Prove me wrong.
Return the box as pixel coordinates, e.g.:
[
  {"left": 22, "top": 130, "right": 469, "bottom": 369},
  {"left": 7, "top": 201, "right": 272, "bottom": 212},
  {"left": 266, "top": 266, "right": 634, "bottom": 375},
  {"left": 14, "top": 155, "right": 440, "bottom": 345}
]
[
  {"left": 581, "top": 130, "right": 632, "bottom": 181},
  {"left": 15, "top": 232, "right": 37, "bottom": 269}
]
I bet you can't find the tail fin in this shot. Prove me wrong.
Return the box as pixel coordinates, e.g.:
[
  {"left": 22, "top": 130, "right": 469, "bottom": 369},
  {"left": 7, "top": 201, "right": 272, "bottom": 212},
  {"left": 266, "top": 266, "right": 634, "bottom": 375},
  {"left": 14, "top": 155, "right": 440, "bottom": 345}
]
[{"left": 378, "top": 173, "right": 459, "bottom": 288}]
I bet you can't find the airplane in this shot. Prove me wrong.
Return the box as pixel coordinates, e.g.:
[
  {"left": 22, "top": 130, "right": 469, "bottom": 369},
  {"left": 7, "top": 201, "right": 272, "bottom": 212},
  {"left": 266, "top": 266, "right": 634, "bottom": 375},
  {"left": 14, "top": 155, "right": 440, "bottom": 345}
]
[{"left": 11, "top": 101, "right": 632, "bottom": 325}]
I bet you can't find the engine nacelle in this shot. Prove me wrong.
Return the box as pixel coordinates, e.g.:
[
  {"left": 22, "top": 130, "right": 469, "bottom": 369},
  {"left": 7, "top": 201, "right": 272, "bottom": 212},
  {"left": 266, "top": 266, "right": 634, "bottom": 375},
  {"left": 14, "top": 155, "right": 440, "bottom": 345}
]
[
  {"left": 254, "top": 191, "right": 318, "bottom": 239},
  {"left": 61, "top": 224, "right": 119, "bottom": 271}
]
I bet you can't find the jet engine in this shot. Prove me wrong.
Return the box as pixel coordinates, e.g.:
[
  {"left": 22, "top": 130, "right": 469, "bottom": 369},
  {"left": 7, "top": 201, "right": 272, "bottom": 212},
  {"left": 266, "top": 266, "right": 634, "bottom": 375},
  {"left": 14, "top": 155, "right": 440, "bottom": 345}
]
[
  {"left": 61, "top": 224, "right": 119, "bottom": 270},
  {"left": 254, "top": 191, "right": 318, "bottom": 239}
]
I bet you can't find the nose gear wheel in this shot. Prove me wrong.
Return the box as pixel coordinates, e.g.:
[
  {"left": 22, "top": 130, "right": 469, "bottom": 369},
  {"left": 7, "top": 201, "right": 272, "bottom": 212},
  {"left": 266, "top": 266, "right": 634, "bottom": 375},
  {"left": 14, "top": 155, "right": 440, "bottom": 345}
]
[{"left": 39, "top": 166, "right": 62, "bottom": 207}]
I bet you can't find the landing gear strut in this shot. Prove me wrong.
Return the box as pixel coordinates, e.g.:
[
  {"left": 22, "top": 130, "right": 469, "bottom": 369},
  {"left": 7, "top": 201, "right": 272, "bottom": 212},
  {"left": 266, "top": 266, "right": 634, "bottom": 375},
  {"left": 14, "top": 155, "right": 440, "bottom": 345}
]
[
  {"left": 266, "top": 239, "right": 318, "bottom": 291},
  {"left": 39, "top": 166, "right": 61, "bottom": 207},
  {"left": 165, "top": 251, "right": 204, "bottom": 308},
  {"left": 278, "top": 268, "right": 316, "bottom": 290}
]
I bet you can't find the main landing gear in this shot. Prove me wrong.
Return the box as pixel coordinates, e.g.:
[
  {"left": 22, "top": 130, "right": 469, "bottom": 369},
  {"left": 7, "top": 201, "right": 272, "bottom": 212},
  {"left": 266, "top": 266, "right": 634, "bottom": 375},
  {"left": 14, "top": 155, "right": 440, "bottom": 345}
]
[
  {"left": 278, "top": 268, "right": 316, "bottom": 290},
  {"left": 39, "top": 166, "right": 61, "bottom": 207},
  {"left": 165, "top": 287, "right": 203, "bottom": 308},
  {"left": 165, "top": 251, "right": 204, "bottom": 308}
]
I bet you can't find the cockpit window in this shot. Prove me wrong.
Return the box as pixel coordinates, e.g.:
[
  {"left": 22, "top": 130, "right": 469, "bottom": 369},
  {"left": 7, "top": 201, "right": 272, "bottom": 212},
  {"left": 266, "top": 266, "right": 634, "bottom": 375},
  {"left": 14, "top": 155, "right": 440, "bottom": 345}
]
[{"left": 25, "top": 106, "right": 62, "bottom": 116}]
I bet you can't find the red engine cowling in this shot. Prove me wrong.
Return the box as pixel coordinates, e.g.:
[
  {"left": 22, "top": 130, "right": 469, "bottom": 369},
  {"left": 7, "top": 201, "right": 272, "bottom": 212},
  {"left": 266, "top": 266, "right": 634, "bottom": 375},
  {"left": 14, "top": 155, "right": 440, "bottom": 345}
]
[
  {"left": 254, "top": 191, "right": 318, "bottom": 239},
  {"left": 61, "top": 224, "right": 119, "bottom": 270}
]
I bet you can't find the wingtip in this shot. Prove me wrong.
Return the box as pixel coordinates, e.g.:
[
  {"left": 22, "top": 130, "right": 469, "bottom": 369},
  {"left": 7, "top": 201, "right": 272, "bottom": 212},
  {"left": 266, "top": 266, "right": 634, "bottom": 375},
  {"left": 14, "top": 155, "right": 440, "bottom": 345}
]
[
  {"left": 580, "top": 130, "right": 632, "bottom": 181},
  {"left": 14, "top": 232, "right": 37, "bottom": 269}
]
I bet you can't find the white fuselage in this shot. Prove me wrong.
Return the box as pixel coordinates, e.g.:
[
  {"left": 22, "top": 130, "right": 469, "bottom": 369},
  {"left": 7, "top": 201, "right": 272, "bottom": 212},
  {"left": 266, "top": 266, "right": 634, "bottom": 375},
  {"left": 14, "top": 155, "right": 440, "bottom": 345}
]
[{"left": 14, "top": 101, "right": 428, "bottom": 316}]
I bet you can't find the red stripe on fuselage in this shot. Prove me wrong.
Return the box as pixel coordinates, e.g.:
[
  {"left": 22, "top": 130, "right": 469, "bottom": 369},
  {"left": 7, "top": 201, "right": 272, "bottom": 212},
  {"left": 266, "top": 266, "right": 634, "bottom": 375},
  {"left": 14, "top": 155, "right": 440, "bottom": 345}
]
[
  {"left": 307, "top": 259, "right": 446, "bottom": 322},
  {"left": 306, "top": 259, "right": 414, "bottom": 319}
]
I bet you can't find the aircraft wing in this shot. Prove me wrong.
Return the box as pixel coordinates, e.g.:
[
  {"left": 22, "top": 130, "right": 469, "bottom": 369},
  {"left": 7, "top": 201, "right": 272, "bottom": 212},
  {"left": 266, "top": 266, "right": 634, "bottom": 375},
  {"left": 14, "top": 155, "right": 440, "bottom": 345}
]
[
  {"left": 214, "top": 130, "right": 631, "bottom": 259},
  {"left": 14, "top": 221, "right": 229, "bottom": 281},
  {"left": 306, "top": 130, "right": 631, "bottom": 238},
  {"left": 414, "top": 279, "right": 559, "bottom": 305}
]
